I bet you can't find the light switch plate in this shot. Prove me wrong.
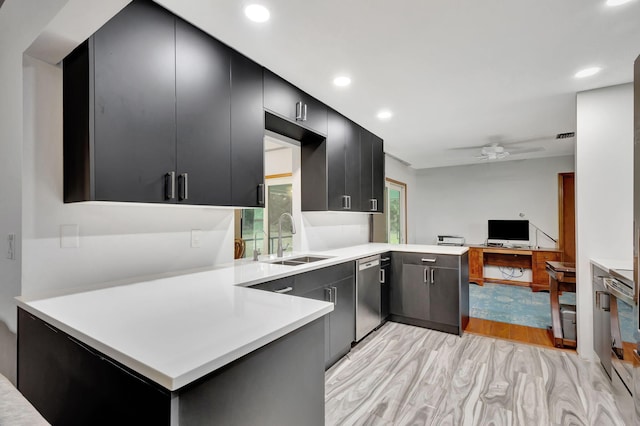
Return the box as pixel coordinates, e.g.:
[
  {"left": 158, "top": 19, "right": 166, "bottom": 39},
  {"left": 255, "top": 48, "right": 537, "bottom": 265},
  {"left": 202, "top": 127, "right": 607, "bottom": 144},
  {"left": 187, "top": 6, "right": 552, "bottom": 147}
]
[
  {"left": 60, "top": 224, "right": 80, "bottom": 248},
  {"left": 191, "top": 229, "right": 202, "bottom": 248},
  {"left": 6, "top": 234, "right": 15, "bottom": 260}
]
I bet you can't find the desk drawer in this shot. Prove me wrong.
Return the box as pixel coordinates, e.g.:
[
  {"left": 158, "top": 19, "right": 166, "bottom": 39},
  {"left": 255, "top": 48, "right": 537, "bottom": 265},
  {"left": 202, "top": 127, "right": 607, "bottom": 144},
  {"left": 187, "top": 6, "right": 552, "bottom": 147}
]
[
  {"left": 534, "top": 251, "right": 561, "bottom": 263},
  {"left": 400, "top": 252, "right": 459, "bottom": 269},
  {"left": 483, "top": 252, "right": 531, "bottom": 269}
]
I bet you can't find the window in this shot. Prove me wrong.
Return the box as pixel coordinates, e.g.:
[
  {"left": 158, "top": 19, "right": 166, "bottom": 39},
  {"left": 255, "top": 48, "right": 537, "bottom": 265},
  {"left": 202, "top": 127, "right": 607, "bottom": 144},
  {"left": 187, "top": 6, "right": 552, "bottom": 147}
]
[{"left": 386, "top": 179, "right": 407, "bottom": 244}]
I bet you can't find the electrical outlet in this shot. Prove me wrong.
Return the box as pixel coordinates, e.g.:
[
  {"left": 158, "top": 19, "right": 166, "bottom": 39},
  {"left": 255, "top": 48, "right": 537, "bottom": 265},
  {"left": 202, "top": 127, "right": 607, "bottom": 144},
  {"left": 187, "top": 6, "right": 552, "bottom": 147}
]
[
  {"left": 191, "top": 229, "right": 202, "bottom": 248},
  {"left": 6, "top": 234, "right": 15, "bottom": 260}
]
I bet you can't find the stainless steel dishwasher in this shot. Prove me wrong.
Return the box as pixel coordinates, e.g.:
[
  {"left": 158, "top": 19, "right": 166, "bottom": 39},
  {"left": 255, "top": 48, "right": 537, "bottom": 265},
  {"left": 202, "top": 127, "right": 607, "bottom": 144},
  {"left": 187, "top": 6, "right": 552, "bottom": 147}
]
[{"left": 355, "top": 255, "right": 382, "bottom": 341}]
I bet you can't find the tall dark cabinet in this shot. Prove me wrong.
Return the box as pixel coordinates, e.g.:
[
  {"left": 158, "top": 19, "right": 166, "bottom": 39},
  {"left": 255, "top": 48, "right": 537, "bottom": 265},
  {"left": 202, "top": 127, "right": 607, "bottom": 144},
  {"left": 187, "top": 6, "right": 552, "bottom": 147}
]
[
  {"left": 63, "top": 0, "right": 264, "bottom": 207},
  {"left": 360, "top": 130, "right": 385, "bottom": 213},
  {"left": 175, "top": 17, "right": 231, "bottom": 205}
]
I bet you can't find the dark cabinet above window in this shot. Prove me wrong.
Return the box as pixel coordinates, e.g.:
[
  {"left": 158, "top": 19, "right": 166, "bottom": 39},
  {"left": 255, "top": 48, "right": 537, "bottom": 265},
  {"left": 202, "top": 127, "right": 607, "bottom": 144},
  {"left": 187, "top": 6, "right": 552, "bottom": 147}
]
[
  {"left": 63, "top": 0, "right": 265, "bottom": 207},
  {"left": 301, "top": 110, "right": 384, "bottom": 213},
  {"left": 263, "top": 69, "right": 328, "bottom": 137}
]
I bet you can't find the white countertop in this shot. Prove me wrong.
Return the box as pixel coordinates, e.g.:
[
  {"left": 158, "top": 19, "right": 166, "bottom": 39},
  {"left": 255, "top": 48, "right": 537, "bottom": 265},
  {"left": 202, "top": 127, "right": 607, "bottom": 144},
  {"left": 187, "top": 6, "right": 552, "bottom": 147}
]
[
  {"left": 591, "top": 258, "right": 633, "bottom": 273},
  {"left": 17, "top": 243, "right": 466, "bottom": 391}
]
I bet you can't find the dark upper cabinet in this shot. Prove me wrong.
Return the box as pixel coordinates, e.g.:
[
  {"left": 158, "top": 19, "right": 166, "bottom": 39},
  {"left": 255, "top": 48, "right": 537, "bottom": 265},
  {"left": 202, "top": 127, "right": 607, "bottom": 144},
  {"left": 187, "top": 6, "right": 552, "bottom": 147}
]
[
  {"left": 175, "top": 17, "right": 231, "bottom": 206},
  {"left": 263, "top": 69, "right": 328, "bottom": 136},
  {"left": 64, "top": 0, "right": 177, "bottom": 203},
  {"left": 303, "top": 109, "right": 382, "bottom": 212},
  {"left": 63, "top": 1, "right": 265, "bottom": 207},
  {"left": 359, "top": 129, "right": 385, "bottom": 213},
  {"left": 231, "top": 52, "right": 265, "bottom": 208}
]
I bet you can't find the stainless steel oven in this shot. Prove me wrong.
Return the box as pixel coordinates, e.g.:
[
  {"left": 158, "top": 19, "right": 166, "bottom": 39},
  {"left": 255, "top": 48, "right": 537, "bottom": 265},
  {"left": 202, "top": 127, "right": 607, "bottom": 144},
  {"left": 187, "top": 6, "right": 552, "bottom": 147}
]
[{"left": 604, "top": 269, "right": 638, "bottom": 397}]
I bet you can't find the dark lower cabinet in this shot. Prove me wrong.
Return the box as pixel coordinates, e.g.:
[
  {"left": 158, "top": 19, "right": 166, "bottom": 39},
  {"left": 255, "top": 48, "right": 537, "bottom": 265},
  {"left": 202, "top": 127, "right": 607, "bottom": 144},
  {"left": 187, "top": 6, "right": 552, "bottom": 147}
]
[
  {"left": 390, "top": 252, "right": 469, "bottom": 336},
  {"left": 18, "top": 308, "right": 325, "bottom": 426},
  {"left": 18, "top": 309, "right": 171, "bottom": 426},
  {"left": 295, "top": 262, "right": 355, "bottom": 369}
]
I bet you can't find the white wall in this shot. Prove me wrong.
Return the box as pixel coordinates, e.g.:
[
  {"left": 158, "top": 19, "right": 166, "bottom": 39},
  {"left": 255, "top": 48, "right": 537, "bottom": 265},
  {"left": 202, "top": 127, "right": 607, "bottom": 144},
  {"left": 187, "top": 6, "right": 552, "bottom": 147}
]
[
  {"left": 412, "top": 156, "right": 575, "bottom": 246},
  {"left": 575, "top": 83, "right": 634, "bottom": 359}
]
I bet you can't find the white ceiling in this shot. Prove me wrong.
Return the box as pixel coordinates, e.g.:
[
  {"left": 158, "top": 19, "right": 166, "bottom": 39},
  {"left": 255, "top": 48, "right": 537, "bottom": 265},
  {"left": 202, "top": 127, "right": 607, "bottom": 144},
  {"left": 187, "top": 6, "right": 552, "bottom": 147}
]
[{"left": 69, "top": 1, "right": 640, "bottom": 168}]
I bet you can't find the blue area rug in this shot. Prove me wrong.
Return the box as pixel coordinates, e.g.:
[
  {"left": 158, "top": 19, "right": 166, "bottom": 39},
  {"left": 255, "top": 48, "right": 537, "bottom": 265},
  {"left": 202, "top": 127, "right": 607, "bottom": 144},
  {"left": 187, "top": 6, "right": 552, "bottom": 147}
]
[{"left": 469, "top": 282, "right": 576, "bottom": 329}]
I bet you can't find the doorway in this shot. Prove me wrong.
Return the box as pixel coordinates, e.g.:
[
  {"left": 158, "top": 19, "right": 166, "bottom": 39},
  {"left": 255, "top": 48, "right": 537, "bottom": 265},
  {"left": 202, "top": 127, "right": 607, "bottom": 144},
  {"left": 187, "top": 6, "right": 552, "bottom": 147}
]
[{"left": 558, "top": 172, "right": 575, "bottom": 263}]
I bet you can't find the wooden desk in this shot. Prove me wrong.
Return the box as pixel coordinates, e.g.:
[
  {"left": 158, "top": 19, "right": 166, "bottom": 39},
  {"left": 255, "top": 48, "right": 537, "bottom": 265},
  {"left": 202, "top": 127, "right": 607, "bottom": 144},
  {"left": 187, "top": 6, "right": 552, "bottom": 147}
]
[
  {"left": 546, "top": 261, "right": 576, "bottom": 348},
  {"left": 468, "top": 245, "right": 562, "bottom": 291}
]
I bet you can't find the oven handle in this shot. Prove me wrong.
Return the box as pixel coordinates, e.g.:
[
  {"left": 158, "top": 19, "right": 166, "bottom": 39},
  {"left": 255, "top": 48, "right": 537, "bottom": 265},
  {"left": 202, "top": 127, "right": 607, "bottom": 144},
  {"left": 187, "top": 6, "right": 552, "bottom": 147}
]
[{"left": 603, "top": 278, "right": 635, "bottom": 306}]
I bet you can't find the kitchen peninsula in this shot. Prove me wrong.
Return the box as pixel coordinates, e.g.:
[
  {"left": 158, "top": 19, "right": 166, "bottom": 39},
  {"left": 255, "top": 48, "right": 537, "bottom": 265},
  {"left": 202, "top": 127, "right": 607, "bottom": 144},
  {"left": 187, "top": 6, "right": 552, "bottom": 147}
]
[{"left": 17, "top": 243, "right": 468, "bottom": 425}]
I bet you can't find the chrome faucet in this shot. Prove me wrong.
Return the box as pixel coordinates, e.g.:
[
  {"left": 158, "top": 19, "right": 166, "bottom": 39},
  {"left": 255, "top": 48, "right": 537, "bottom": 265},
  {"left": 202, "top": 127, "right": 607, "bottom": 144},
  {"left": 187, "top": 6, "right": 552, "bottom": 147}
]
[
  {"left": 276, "top": 212, "right": 296, "bottom": 258},
  {"left": 253, "top": 230, "right": 267, "bottom": 261}
]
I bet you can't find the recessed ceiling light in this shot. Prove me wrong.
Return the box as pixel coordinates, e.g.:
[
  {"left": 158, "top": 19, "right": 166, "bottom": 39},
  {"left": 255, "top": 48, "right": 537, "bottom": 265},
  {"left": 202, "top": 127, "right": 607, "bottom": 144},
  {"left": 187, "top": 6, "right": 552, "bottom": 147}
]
[
  {"left": 244, "top": 4, "right": 270, "bottom": 23},
  {"left": 606, "top": 0, "right": 634, "bottom": 6},
  {"left": 333, "top": 76, "right": 351, "bottom": 87},
  {"left": 377, "top": 110, "right": 393, "bottom": 120},
  {"left": 574, "top": 67, "right": 601, "bottom": 79}
]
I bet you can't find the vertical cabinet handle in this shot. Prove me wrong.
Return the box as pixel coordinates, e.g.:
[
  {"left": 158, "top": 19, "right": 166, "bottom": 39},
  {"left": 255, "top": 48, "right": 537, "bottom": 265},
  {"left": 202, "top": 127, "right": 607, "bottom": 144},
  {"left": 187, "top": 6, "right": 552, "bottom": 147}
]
[
  {"left": 423, "top": 267, "right": 428, "bottom": 283},
  {"left": 302, "top": 104, "right": 307, "bottom": 121},
  {"left": 325, "top": 287, "right": 333, "bottom": 304},
  {"left": 179, "top": 173, "right": 188, "bottom": 201},
  {"left": 370, "top": 199, "right": 377, "bottom": 211},
  {"left": 295, "top": 101, "right": 303, "bottom": 121},
  {"left": 596, "top": 291, "right": 610, "bottom": 311},
  {"left": 380, "top": 269, "right": 385, "bottom": 284},
  {"left": 257, "top": 183, "right": 265, "bottom": 206},
  {"left": 342, "top": 195, "right": 351, "bottom": 210},
  {"left": 165, "top": 171, "right": 176, "bottom": 200},
  {"left": 332, "top": 286, "right": 338, "bottom": 306},
  {"left": 430, "top": 268, "right": 435, "bottom": 284}
]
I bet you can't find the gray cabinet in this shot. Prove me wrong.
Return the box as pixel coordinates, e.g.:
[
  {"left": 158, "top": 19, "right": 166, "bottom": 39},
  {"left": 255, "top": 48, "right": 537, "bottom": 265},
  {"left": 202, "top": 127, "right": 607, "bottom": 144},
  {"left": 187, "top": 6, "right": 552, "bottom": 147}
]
[
  {"left": 592, "top": 265, "right": 612, "bottom": 378},
  {"left": 360, "top": 129, "right": 385, "bottom": 213},
  {"left": 390, "top": 251, "right": 469, "bottom": 336},
  {"left": 63, "top": 0, "right": 265, "bottom": 207},
  {"left": 295, "top": 263, "right": 355, "bottom": 369}
]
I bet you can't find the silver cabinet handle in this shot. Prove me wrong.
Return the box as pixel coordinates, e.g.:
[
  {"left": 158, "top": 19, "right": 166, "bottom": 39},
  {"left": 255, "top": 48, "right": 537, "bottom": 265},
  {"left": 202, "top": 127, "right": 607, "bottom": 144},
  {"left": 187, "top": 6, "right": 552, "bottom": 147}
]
[
  {"left": 165, "top": 171, "right": 175, "bottom": 200},
  {"left": 302, "top": 103, "right": 307, "bottom": 121},
  {"left": 380, "top": 269, "right": 385, "bottom": 283},
  {"left": 347, "top": 195, "right": 351, "bottom": 210},
  {"left": 342, "top": 195, "right": 350, "bottom": 210},
  {"left": 381, "top": 257, "right": 391, "bottom": 262},
  {"left": 596, "top": 291, "right": 610, "bottom": 311},
  {"left": 430, "top": 268, "right": 435, "bottom": 284},
  {"left": 370, "top": 199, "right": 378, "bottom": 211},
  {"left": 295, "top": 101, "right": 303, "bottom": 121},
  {"left": 421, "top": 258, "right": 436, "bottom": 263},
  {"left": 179, "top": 173, "right": 188, "bottom": 200},
  {"left": 325, "top": 287, "right": 333, "bottom": 304},
  {"left": 274, "top": 287, "right": 293, "bottom": 294},
  {"left": 423, "top": 267, "right": 428, "bottom": 283},
  {"left": 332, "top": 286, "right": 338, "bottom": 306},
  {"left": 257, "top": 183, "right": 265, "bottom": 206}
]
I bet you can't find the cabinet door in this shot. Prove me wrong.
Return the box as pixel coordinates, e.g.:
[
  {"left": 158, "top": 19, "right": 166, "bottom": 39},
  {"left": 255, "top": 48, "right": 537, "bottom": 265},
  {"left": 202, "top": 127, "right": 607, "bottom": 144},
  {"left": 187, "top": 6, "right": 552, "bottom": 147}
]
[
  {"left": 231, "top": 52, "right": 265, "bottom": 207},
  {"left": 371, "top": 135, "right": 385, "bottom": 213},
  {"left": 328, "top": 276, "right": 355, "bottom": 366},
  {"left": 429, "top": 267, "right": 459, "bottom": 326},
  {"left": 299, "top": 285, "right": 332, "bottom": 366},
  {"left": 327, "top": 110, "right": 347, "bottom": 211},
  {"left": 360, "top": 129, "right": 373, "bottom": 211},
  {"left": 344, "top": 120, "right": 361, "bottom": 211},
  {"left": 398, "top": 264, "right": 430, "bottom": 320},
  {"left": 92, "top": 1, "right": 177, "bottom": 203},
  {"left": 380, "top": 263, "right": 391, "bottom": 320},
  {"left": 175, "top": 18, "right": 231, "bottom": 205},
  {"left": 263, "top": 70, "right": 327, "bottom": 135},
  {"left": 592, "top": 270, "right": 612, "bottom": 376}
]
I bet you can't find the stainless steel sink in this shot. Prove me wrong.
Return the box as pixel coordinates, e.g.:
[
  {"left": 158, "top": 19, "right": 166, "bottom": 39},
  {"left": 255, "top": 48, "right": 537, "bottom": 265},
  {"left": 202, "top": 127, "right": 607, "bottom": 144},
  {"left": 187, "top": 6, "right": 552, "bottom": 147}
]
[{"left": 265, "top": 255, "right": 332, "bottom": 266}]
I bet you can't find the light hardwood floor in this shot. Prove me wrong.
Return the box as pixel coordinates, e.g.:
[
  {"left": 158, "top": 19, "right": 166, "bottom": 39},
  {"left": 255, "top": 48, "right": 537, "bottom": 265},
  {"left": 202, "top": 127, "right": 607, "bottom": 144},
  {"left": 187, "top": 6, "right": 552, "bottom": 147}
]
[
  {"left": 325, "top": 322, "right": 625, "bottom": 425},
  {"left": 465, "top": 317, "right": 574, "bottom": 350}
]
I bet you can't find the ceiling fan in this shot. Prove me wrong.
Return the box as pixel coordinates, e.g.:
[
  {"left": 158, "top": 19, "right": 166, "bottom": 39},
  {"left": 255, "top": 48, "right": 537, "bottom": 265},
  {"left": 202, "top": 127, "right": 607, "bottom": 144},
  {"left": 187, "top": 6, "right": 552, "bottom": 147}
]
[{"left": 449, "top": 135, "right": 557, "bottom": 161}]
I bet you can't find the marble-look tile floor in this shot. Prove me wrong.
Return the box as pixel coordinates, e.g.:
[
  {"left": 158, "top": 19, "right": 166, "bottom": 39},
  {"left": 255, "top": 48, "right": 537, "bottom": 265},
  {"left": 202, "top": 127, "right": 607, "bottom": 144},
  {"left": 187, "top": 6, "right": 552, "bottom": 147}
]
[{"left": 325, "top": 322, "right": 626, "bottom": 426}]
